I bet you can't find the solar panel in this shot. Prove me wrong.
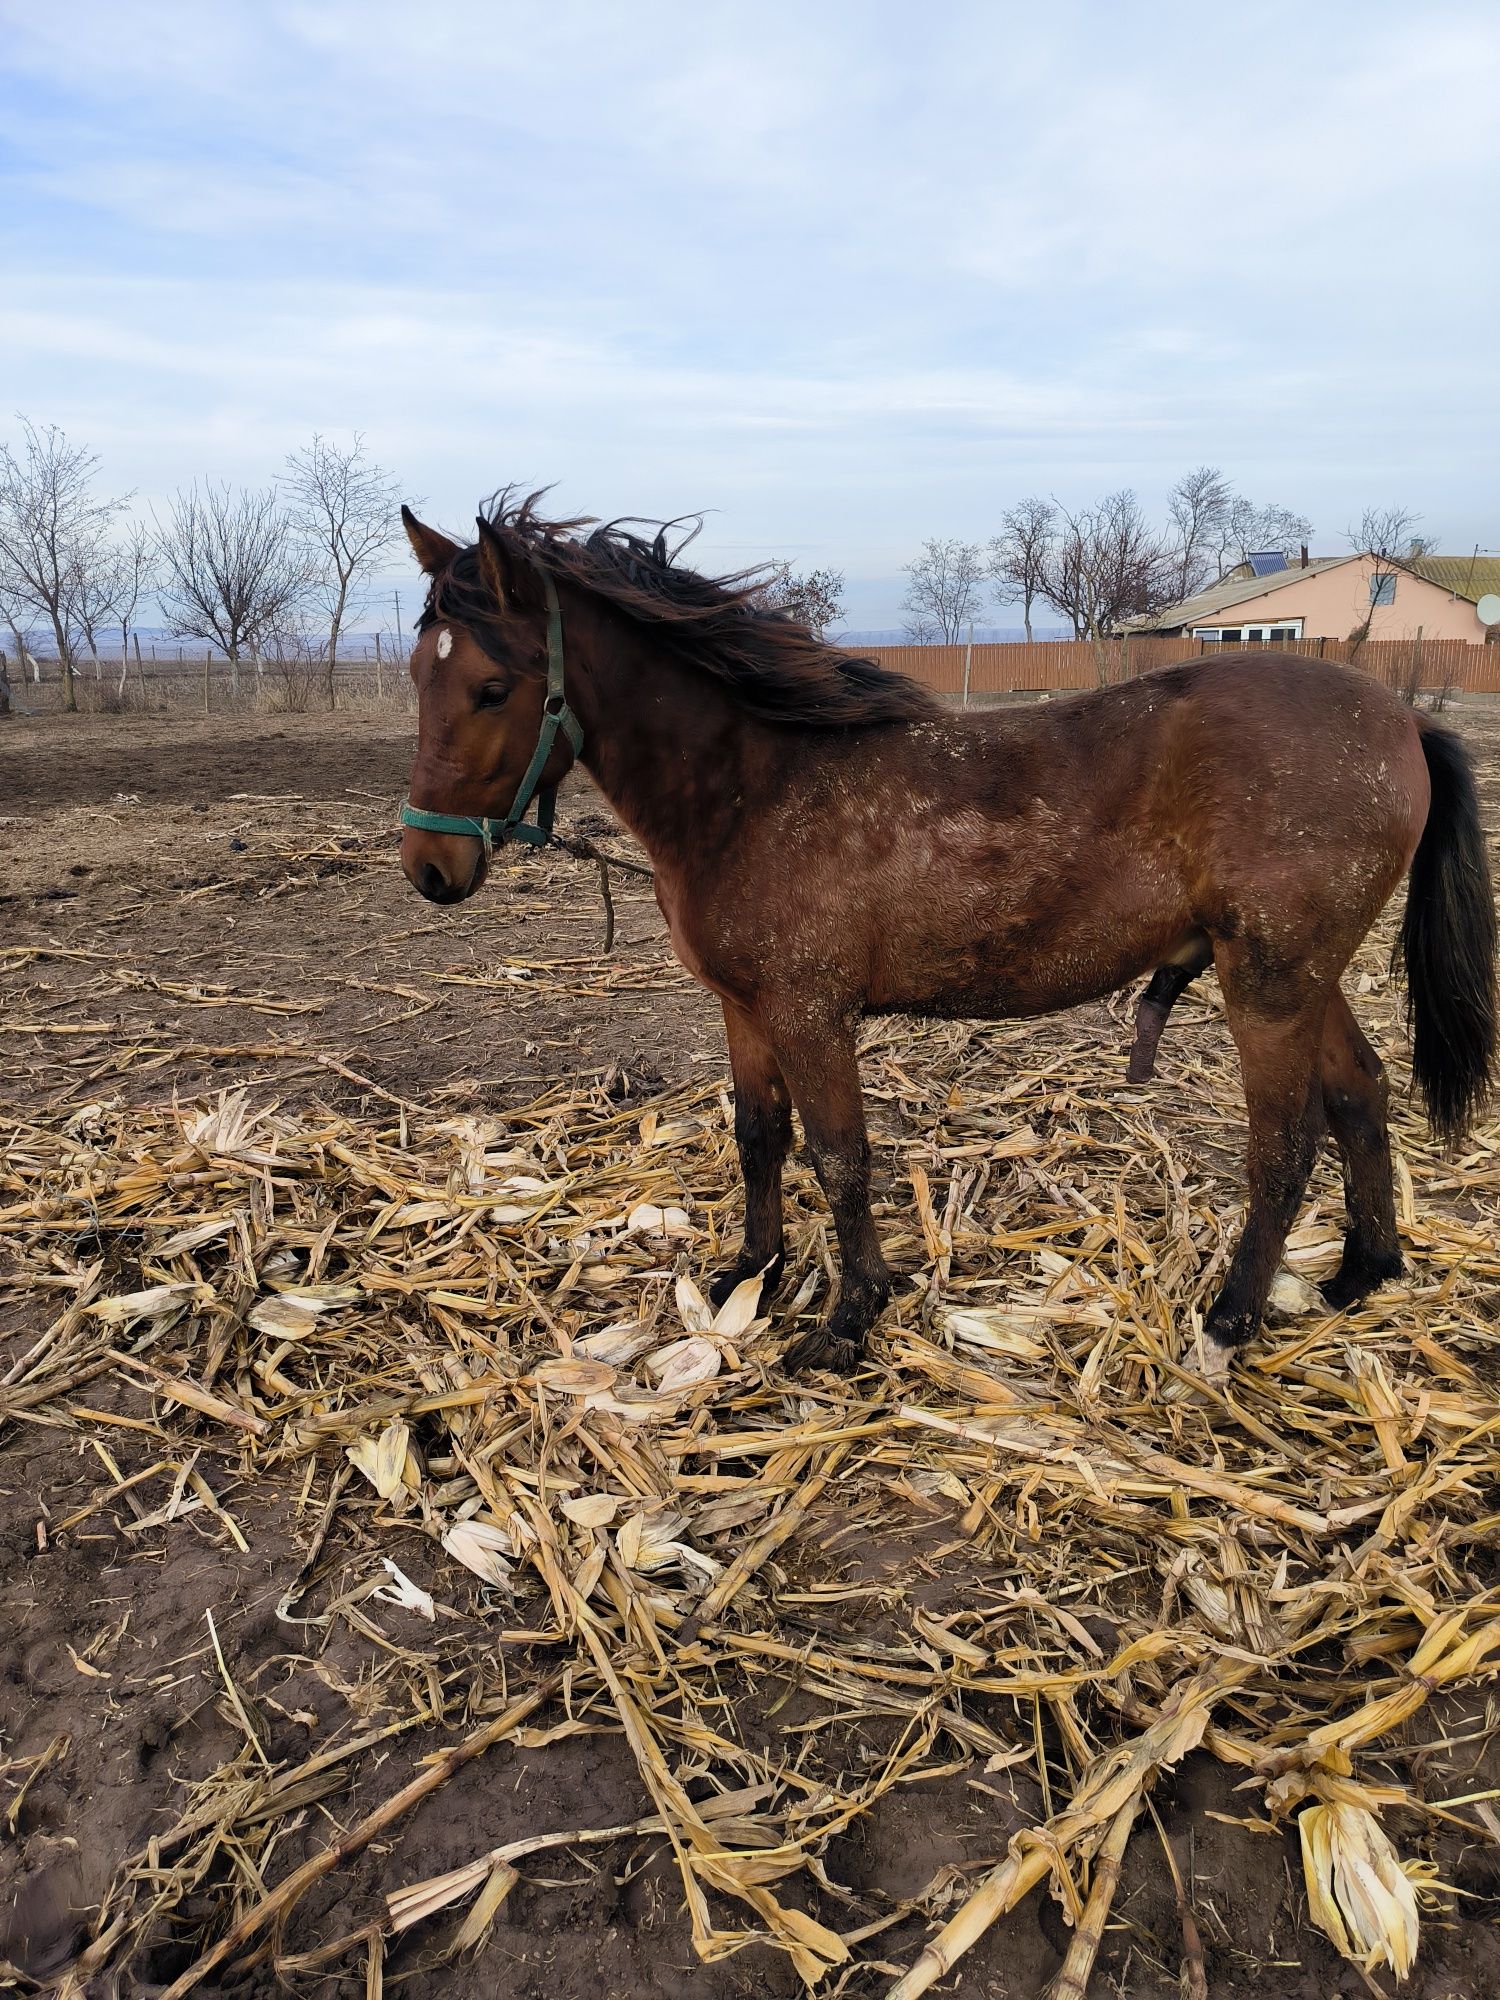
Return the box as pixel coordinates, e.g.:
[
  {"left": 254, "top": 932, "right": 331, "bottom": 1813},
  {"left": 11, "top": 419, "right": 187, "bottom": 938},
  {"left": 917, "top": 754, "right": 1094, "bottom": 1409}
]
[{"left": 1248, "top": 550, "right": 1288, "bottom": 577}]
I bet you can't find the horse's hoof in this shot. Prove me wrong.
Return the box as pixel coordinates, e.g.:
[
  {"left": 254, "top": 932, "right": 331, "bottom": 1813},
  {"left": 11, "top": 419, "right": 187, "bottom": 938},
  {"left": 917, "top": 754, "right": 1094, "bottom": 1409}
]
[
  {"left": 782, "top": 1326, "right": 867, "bottom": 1378},
  {"left": 708, "top": 1254, "right": 783, "bottom": 1310},
  {"left": 1183, "top": 1331, "right": 1237, "bottom": 1384},
  {"left": 1320, "top": 1251, "right": 1404, "bottom": 1313}
]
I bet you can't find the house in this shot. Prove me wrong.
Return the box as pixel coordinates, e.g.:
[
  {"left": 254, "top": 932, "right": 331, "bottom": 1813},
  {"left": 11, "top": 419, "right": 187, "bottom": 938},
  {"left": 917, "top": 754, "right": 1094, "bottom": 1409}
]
[{"left": 1132, "top": 551, "right": 1500, "bottom": 646}]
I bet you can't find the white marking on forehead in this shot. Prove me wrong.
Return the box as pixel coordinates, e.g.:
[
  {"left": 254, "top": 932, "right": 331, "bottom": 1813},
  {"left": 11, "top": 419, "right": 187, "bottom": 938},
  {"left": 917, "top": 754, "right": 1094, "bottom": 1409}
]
[{"left": 435, "top": 628, "right": 454, "bottom": 660}]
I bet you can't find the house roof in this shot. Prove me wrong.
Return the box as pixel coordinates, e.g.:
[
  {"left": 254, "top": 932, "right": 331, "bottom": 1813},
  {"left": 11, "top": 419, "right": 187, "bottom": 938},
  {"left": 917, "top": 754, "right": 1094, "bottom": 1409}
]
[
  {"left": 1406, "top": 555, "right": 1500, "bottom": 604},
  {"left": 1131, "top": 557, "right": 1349, "bottom": 631},
  {"left": 1134, "top": 551, "right": 1500, "bottom": 632}
]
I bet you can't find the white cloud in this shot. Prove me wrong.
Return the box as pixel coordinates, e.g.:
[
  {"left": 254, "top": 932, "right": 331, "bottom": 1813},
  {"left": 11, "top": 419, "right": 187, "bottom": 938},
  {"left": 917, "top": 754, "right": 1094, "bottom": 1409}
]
[{"left": 1, "top": 0, "right": 1496, "bottom": 587}]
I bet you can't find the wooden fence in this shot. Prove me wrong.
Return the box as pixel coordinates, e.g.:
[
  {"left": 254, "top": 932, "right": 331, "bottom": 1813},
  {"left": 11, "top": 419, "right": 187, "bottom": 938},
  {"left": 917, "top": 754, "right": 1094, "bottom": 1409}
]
[{"left": 857, "top": 635, "right": 1500, "bottom": 697}]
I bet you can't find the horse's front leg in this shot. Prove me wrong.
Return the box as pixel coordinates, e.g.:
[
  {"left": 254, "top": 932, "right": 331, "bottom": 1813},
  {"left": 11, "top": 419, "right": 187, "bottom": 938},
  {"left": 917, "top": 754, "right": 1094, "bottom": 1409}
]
[
  {"left": 709, "top": 1001, "right": 793, "bottom": 1309},
  {"left": 774, "top": 1022, "right": 891, "bottom": 1375}
]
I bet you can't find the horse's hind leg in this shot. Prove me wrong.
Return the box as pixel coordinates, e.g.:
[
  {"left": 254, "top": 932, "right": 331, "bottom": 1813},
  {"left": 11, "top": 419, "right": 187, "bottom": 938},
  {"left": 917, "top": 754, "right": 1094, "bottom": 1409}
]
[
  {"left": 710, "top": 1001, "right": 793, "bottom": 1308},
  {"left": 1319, "top": 988, "right": 1404, "bottom": 1310},
  {"left": 1200, "top": 953, "right": 1329, "bottom": 1372}
]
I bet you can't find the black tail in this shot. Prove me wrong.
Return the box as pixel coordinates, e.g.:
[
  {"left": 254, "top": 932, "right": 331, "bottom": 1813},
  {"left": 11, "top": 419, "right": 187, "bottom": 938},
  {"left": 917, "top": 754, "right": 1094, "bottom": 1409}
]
[{"left": 1395, "top": 721, "right": 1497, "bottom": 1143}]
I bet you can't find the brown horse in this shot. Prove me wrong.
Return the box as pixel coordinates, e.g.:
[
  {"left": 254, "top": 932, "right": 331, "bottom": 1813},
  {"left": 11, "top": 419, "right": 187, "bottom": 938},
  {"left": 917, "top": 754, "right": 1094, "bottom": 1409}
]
[{"left": 398, "top": 496, "right": 1497, "bottom": 1378}]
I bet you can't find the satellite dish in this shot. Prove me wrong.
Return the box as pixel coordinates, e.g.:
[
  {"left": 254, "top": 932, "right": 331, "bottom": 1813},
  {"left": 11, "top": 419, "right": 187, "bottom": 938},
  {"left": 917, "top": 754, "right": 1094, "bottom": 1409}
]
[{"left": 1476, "top": 593, "right": 1500, "bottom": 627}]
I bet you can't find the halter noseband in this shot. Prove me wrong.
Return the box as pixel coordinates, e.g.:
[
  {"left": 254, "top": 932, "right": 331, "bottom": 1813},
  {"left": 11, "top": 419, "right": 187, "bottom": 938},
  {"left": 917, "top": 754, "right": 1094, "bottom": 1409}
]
[{"left": 399, "top": 570, "right": 583, "bottom": 854}]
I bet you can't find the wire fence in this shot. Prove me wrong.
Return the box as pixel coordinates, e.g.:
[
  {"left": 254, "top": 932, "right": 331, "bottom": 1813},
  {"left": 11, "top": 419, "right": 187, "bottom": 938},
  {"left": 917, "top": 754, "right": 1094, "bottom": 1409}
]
[
  {"left": 1, "top": 651, "right": 417, "bottom": 715},
  {"left": 5, "top": 631, "right": 1498, "bottom": 718}
]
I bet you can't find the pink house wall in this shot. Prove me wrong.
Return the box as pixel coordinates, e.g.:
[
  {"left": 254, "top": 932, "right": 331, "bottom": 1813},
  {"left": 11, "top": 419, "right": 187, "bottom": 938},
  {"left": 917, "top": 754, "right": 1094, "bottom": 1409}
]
[{"left": 1188, "top": 555, "right": 1485, "bottom": 643}]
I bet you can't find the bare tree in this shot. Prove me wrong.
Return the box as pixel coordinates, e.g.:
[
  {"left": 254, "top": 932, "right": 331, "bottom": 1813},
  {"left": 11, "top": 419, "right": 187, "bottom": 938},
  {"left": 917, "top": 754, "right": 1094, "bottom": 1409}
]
[
  {"left": 0, "top": 418, "right": 126, "bottom": 712},
  {"left": 1039, "top": 491, "right": 1176, "bottom": 663},
  {"left": 1167, "top": 466, "right": 1232, "bottom": 601},
  {"left": 1350, "top": 505, "right": 1423, "bottom": 564},
  {"left": 901, "top": 538, "right": 986, "bottom": 643},
  {"left": 1211, "top": 496, "right": 1313, "bottom": 580},
  {"left": 0, "top": 568, "right": 19, "bottom": 717},
  {"left": 283, "top": 433, "right": 403, "bottom": 710},
  {"left": 0, "top": 556, "right": 39, "bottom": 715},
  {"left": 154, "top": 483, "right": 307, "bottom": 695},
  {"left": 988, "top": 498, "right": 1056, "bottom": 642},
  {"left": 1346, "top": 506, "right": 1425, "bottom": 664},
  {"left": 113, "top": 523, "right": 156, "bottom": 700},
  {"left": 70, "top": 526, "right": 126, "bottom": 681},
  {"left": 761, "top": 563, "right": 846, "bottom": 640}
]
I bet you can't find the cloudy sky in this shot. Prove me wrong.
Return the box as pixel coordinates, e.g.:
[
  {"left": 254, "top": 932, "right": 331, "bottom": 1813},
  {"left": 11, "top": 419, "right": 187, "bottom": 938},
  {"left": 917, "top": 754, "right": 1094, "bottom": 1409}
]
[{"left": 2, "top": 0, "right": 1496, "bottom": 628}]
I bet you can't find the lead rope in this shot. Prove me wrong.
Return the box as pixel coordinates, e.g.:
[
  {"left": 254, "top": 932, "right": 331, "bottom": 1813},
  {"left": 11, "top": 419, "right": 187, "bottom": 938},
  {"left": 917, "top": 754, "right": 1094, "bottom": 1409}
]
[{"left": 531, "top": 827, "right": 654, "bottom": 953}]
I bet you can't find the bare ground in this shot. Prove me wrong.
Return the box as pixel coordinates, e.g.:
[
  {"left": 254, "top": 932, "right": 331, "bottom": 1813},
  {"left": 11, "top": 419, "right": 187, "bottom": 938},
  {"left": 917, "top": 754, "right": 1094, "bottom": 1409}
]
[{"left": 2, "top": 699, "right": 1500, "bottom": 2000}]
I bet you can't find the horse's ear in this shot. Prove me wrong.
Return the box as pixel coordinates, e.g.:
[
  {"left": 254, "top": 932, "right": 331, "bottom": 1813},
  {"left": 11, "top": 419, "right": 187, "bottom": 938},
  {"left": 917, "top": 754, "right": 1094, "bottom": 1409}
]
[
  {"left": 475, "top": 515, "right": 541, "bottom": 615},
  {"left": 402, "top": 506, "right": 460, "bottom": 576}
]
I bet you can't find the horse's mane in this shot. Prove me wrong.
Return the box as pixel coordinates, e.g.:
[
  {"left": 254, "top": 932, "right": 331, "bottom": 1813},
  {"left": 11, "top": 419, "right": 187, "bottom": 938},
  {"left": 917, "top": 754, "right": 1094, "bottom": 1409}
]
[{"left": 420, "top": 489, "right": 939, "bottom": 729}]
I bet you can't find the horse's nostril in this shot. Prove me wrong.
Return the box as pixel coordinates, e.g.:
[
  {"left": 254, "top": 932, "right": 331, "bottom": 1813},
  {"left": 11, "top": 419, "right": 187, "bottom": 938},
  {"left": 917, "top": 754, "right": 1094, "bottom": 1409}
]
[{"left": 418, "top": 862, "right": 449, "bottom": 902}]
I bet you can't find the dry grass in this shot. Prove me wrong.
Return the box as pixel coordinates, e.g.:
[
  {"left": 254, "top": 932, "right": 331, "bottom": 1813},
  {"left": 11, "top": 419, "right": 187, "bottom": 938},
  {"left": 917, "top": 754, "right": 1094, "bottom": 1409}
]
[{"left": 4, "top": 897, "right": 1500, "bottom": 1996}]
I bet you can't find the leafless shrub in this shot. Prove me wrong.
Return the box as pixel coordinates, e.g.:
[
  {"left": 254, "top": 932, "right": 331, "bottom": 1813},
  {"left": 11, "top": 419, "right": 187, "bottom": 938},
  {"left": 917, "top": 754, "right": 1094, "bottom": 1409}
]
[
  {"left": 260, "top": 616, "right": 324, "bottom": 713},
  {"left": 77, "top": 679, "right": 129, "bottom": 715}
]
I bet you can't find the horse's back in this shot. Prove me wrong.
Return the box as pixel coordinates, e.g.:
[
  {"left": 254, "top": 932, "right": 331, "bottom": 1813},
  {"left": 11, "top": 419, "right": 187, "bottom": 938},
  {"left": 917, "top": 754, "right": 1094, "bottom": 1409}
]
[{"left": 975, "top": 652, "right": 1429, "bottom": 822}]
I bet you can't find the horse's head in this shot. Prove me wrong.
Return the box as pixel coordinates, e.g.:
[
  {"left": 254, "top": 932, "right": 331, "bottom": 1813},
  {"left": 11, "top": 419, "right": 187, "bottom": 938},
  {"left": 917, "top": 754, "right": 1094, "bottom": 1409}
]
[{"left": 399, "top": 507, "right": 581, "bottom": 904}]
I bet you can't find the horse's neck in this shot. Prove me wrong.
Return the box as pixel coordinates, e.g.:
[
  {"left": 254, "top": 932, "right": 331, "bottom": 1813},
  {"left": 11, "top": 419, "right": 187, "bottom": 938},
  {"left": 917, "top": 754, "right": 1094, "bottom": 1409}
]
[{"left": 575, "top": 624, "right": 776, "bottom": 866}]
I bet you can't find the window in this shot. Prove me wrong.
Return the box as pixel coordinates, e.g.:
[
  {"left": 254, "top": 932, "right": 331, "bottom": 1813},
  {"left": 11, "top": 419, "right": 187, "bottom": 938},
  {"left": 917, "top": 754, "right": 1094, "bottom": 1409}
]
[
  {"left": 1369, "top": 573, "right": 1396, "bottom": 607},
  {"left": 1192, "top": 619, "right": 1304, "bottom": 645}
]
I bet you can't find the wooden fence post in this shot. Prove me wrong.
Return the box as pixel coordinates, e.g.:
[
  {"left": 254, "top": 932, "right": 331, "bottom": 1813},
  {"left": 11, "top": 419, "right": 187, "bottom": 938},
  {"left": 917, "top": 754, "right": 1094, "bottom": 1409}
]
[
  {"left": 203, "top": 649, "right": 211, "bottom": 715},
  {"left": 375, "top": 630, "right": 384, "bottom": 701},
  {"left": 962, "top": 622, "right": 973, "bottom": 706}
]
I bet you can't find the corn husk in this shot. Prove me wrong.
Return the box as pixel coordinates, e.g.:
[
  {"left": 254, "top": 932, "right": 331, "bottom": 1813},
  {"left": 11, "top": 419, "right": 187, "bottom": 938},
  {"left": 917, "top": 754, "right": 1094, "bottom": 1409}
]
[
  {"left": 4, "top": 848, "right": 1498, "bottom": 1997},
  {"left": 1300, "top": 1801, "right": 1420, "bottom": 1976}
]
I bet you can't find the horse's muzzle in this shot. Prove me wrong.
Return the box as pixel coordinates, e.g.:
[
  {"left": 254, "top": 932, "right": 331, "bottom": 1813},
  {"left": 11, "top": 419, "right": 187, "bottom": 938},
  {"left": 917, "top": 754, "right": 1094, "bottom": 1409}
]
[{"left": 401, "top": 833, "right": 488, "bottom": 904}]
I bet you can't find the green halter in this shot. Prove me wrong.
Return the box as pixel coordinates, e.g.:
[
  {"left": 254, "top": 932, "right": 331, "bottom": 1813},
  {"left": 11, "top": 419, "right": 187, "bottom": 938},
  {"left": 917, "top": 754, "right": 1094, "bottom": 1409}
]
[{"left": 399, "top": 570, "right": 583, "bottom": 853}]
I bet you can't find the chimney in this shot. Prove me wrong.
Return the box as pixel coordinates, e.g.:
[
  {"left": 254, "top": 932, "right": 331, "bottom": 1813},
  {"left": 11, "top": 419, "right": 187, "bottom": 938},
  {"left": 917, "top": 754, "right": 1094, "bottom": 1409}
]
[{"left": 1300, "top": 544, "right": 1309, "bottom": 569}]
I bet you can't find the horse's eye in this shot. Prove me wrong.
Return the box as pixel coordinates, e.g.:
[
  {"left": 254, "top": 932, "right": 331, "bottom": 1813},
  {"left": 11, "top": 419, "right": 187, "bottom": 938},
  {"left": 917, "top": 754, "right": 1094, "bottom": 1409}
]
[{"left": 476, "top": 682, "right": 510, "bottom": 710}]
